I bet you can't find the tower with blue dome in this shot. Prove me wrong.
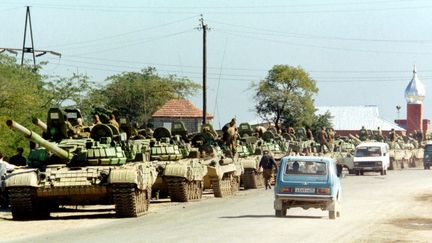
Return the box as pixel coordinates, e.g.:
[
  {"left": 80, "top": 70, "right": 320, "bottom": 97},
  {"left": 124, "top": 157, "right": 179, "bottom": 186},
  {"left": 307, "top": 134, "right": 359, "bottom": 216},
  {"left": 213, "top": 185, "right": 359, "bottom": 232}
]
[{"left": 404, "top": 65, "right": 426, "bottom": 134}]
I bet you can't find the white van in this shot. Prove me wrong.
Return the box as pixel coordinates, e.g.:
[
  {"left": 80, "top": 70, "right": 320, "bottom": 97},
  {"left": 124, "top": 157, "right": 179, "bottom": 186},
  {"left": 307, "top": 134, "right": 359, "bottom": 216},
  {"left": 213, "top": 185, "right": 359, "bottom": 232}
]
[{"left": 353, "top": 142, "right": 389, "bottom": 176}]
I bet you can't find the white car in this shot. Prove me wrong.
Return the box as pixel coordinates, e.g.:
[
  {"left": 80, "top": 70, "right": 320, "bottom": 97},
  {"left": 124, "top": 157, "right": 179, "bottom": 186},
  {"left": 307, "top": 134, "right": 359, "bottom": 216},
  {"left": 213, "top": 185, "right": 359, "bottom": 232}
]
[{"left": 353, "top": 142, "right": 390, "bottom": 175}]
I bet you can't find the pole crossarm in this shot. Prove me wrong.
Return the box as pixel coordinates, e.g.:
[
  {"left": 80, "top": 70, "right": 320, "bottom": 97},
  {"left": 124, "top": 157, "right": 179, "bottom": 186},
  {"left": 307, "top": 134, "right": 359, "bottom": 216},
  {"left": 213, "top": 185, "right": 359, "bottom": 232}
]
[{"left": 0, "top": 48, "right": 61, "bottom": 57}]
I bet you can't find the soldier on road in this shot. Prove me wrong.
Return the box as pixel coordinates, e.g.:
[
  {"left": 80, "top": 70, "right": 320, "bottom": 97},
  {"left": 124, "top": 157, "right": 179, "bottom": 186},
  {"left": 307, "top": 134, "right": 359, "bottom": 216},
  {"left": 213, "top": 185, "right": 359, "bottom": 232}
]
[{"left": 259, "top": 150, "right": 278, "bottom": 190}]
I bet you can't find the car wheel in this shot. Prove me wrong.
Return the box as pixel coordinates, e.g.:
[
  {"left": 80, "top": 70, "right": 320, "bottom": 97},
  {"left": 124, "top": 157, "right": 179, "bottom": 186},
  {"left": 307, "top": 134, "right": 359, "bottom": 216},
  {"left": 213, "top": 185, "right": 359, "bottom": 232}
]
[
  {"left": 275, "top": 210, "right": 283, "bottom": 217},
  {"left": 355, "top": 170, "right": 359, "bottom": 176},
  {"left": 380, "top": 168, "right": 384, "bottom": 175},
  {"left": 360, "top": 171, "right": 364, "bottom": 176},
  {"left": 329, "top": 210, "right": 336, "bottom": 219},
  {"left": 384, "top": 169, "right": 387, "bottom": 175}
]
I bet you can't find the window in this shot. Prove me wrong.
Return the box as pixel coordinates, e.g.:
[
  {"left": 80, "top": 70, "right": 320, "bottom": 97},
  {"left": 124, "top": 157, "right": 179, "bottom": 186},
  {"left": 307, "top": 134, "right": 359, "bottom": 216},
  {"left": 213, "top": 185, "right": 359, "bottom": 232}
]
[
  {"left": 285, "top": 161, "right": 327, "bottom": 176},
  {"left": 355, "top": 146, "right": 382, "bottom": 157}
]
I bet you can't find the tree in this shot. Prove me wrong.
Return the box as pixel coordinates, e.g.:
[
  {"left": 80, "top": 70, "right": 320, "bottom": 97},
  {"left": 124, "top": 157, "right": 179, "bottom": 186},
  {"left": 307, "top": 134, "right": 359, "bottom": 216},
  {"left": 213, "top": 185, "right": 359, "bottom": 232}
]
[
  {"left": 0, "top": 54, "right": 50, "bottom": 157},
  {"left": 86, "top": 67, "right": 200, "bottom": 123},
  {"left": 311, "top": 111, "right": 333, "bottom": 139},
  {"left": 44, "top": 73, "right": 94, "bottom": 107},
  {"left": 253, "top": 65, "right": 319, "bottom": 131}
]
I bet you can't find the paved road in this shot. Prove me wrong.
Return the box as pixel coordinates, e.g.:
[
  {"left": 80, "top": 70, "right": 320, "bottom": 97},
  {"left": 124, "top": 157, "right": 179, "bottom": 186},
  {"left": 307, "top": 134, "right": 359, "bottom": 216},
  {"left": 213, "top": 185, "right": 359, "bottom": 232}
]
[{"left": 3, "top": 169, "right": 432, "bottom": 243}]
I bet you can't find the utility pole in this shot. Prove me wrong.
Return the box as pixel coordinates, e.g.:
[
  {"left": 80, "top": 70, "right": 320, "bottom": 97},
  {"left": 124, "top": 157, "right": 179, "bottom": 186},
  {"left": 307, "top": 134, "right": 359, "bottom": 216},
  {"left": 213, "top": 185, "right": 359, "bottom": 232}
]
[
  {"left": 197, "top": 15, "right": 209, "bottom": 125},
  {"left": 21, "top": 6, "right": 36, "bottom": 67},
  {"left": 0, "top": 6, "right": 61, "bottom": 70}
]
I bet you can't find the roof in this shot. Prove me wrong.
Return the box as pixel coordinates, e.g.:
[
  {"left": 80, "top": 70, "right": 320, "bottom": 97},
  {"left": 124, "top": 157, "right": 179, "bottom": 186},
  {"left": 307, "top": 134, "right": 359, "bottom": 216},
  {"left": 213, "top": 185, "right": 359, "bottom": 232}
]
[
  {"left": 152, "top": 99, "right": 214, "bottom": 119},
  {"left": 316, "top": 106, "right": 405, "bottom": 131}
]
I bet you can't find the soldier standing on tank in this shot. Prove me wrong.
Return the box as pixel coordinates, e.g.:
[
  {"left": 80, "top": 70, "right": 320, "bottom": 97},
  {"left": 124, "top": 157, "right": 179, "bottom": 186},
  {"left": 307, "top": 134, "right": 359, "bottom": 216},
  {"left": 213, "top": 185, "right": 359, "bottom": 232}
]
[
  {"left": 388, "top": 128, "right": 398, "bottom": 148},
  {"left": 359, "top": 126, "right": 367, "bottom": 141},
  {"left": 416, "top": 130, "right": 423, "bottom": 144},
  {"left": 259, "top": 150, "right": 278, "bottom": 190},
  {"left": 93, "top": 114, "right": 102, "bottom": 125},
  {"left": 287, "top": 126, "right": 296, "bottom": 141},
  {"left": 8, "top": 147, "right": 26, "bottom": 166},
  {"left": 319, "top": 127, "right": 329, "bottom": 153},
  {"left": 328, "top": 128, "right": 335, "bottom": 152},
  {"left": 222, "top": 118, "right": 238, "bottom": 156},
  {"left": 109, "top": 113, "right": 120, "bottom": 129},
  {"left": 255, "top": 126, "right": 266, "bottom": 137}
]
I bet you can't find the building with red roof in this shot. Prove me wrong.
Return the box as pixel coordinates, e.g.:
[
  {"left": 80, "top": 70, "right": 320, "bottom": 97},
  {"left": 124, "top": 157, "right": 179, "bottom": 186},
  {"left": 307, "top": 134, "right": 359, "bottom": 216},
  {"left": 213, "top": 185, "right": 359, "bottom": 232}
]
[{"left": 152, "top": 99, "right": 214, "bottom": 133}]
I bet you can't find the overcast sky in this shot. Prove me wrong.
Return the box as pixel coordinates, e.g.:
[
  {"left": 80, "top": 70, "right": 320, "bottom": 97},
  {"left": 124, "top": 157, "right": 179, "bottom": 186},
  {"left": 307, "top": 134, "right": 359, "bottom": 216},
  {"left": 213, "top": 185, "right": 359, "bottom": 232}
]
[{"left": 1, "top": 0, "right": 431, "bottom": 129}]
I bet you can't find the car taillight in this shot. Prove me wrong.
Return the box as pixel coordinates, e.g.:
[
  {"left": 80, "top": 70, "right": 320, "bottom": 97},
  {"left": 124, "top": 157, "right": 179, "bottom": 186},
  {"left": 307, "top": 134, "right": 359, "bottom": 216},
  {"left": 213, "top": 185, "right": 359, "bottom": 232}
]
[
  {"left": 280, "top": 187, "right": 294, "bottom": 193},
  {"left": 317, "top": 188, "right": 331, "bottom": 194}
]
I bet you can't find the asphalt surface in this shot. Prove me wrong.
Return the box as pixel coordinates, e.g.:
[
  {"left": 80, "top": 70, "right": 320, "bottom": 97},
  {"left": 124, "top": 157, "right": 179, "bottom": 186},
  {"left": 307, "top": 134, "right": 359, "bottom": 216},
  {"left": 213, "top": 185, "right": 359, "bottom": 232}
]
[{"left": 2, "top": 168, "right": 432, "bottom": 243}]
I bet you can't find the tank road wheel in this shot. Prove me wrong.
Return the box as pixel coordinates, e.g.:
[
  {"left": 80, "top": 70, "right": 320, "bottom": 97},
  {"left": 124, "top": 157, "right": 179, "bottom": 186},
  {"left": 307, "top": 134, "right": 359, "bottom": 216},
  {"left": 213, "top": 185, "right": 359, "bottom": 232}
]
[
  {"left": 8, "top": 187, "right": 37, "bottom": 220},
  {"left": 112, "top": 184, "right": 149, "bottom": 218}
]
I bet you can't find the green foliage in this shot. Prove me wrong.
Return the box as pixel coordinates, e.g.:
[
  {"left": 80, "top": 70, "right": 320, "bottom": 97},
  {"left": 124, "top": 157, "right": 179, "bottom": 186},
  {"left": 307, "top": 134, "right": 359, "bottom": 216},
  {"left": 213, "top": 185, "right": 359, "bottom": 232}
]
[
  {"left": 44, "top": 73, "right": 93, "bottom": 107},
  {"left": 0, "top": 54, "right": 50, "bottom": 157},
  {"left": 253, "top": 65, "right": 319, "bottom": 130},
  {"left": 311, "top": 111, "right": 333, "bottom": 137},
  {"left": 86, "top": 67, "right": 200, "bottom": 123}
]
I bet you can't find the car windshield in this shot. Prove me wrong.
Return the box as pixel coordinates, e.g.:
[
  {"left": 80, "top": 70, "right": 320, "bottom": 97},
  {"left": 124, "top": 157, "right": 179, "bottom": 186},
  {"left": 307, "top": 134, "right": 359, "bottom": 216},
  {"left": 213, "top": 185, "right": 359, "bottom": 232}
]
[
  {"left": 355, "top": 147, "right": 382, "bottom": 157},
  {"left": 285, "top": 161, "right": 327, "bottom": 176}
]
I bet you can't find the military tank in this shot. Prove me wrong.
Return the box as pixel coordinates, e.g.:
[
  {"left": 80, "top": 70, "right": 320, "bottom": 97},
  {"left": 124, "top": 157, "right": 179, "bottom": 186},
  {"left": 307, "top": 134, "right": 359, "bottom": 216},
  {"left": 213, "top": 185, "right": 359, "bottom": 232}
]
[
  {"left": 4, "top": 108, "right": 156, "bottom": 220},
  {"left": 149, "top": 122, "right": 207, "bottom": 202},
  {"left": 260, "top": 130, "right": 287, "bottom": 161},
  {"left": 191, "top": 124, "right": 243, "bottom": 197},
  {"left": 237, "top": 123, "right": 263, "bottom": 189}
]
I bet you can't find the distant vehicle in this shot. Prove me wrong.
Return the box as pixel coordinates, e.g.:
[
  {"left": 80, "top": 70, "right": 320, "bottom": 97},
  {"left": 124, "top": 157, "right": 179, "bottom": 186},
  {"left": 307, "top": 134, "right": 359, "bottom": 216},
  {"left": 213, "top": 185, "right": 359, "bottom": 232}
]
[
  {"left": 353, "top": 142, "right": 389, "bottom": 176},
  {"left": 423, "top": 142, "right": 432, "bottom": 170},
  {"left": 274, "top": 156, "right": 342, "bottom": 219}
]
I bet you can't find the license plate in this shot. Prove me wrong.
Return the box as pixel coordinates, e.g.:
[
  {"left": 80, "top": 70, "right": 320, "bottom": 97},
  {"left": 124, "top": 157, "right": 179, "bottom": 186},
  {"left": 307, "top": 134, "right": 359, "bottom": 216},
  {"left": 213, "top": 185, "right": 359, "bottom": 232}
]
[{"left": 295, "top": 187, "right": 315, "bottom": 193}]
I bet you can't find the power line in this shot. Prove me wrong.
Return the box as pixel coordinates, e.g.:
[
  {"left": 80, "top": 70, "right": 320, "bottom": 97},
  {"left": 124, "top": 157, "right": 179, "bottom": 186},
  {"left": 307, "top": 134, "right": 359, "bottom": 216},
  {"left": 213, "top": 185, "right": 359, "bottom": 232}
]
[
  {"left": 41, "top": 15, "right": 199, "bottom": 49},
  {"left": 218, "top": 30, "right": 432, "bottom": 56},
  {"left": 69, "top": 29, "right": 193, "bottom": 56},
  {"left": 1, "top": 0, "right": 416, "bottom": 10},
  {"left": 213, "top": 24, "right": 432, "bottom": 44}
]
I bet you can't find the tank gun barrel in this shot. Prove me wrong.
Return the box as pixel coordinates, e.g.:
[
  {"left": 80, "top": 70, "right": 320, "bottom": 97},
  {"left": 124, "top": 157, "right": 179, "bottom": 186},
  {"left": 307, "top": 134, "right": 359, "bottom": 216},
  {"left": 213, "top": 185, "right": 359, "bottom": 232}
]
[
  {"left": 31, "top": 117, "right": 48, "bottom": 133},
  {"left": 6, "top": 120, "right": 71, "bottom": 160}
]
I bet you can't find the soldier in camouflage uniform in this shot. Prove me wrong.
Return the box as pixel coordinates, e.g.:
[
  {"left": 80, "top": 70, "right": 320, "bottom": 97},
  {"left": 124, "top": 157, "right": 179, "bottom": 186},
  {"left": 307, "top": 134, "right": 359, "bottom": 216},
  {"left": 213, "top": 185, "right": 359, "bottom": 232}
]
[{"left": 359, "top": 126, "right": 367, "bottom": 141}]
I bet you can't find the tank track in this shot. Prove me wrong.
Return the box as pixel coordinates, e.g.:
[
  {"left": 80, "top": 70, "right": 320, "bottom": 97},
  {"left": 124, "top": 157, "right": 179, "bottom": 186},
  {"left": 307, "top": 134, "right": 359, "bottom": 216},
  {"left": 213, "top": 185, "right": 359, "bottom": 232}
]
[
  {"left": 211, "top": 174, "right": 233, "bottom": 198},
  {"left": 8, "top": 187, "right": 37, "bottom": 220},
  {"left": 241, "top": 169, "right": 264, "bottom": 189},
  {"left": 112, "top": 184, "right": 150, "bottom": 218},
  {"left": 165, "top": 177, "right": 203, "bottom": 202}
]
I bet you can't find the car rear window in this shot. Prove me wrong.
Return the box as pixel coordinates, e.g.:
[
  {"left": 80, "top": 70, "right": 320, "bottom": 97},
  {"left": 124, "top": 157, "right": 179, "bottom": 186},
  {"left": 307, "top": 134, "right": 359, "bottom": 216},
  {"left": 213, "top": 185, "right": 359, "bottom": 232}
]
[
  {"left": 284, "top": 161, "right": 327, "bottom": 176},
  {"left": 355, "top": 146, "right": 381, "bottom": 157}
]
